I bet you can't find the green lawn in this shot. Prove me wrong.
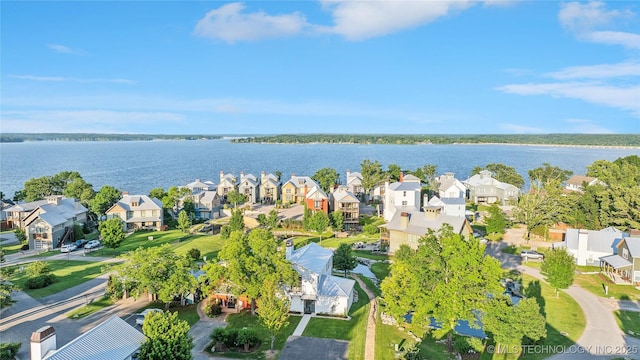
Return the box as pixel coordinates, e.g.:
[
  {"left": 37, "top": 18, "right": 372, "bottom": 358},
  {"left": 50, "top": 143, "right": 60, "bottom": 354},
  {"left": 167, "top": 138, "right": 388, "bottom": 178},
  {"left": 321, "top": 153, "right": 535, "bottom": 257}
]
[
  {"left": 135, "top": 302, "right": 201, "bottom": 327},
  {"left": 67, "top": 296, "right": 114, "bottom": 319},
  {"left": 354, "top": 250, "right": 389, "bottom": 261},
  {"left": 370, "top": 262, "right": 390, "bottom": 281},
  {"left": 172, "top": 234, "right": 225, "bottom": 261},
  {"left": 210, "top": 310, "right": 302, "bottom": 359},
  {"left": 575, "top": 273, "right": 640, "bottom": 301},
  {"left": 302, "top": 281, "right": 369, "bottom": 360},
  {"left": 614, "top": 311, "right": 640, "bottom": 338},
  {"left": 8, "top": 260, "right": 106, "bottom": 298},
  {"left": 88, "top": 230, "right": 200, "bottom": 257},
  {"left": 357, "top": 275, "right": 380, "bottom": 297},
  {"left": 317, "top": 237, "right": 360, "bottom": 249},
  {"left": 0, "top": 243, "right": 22, "bottom": 256}
]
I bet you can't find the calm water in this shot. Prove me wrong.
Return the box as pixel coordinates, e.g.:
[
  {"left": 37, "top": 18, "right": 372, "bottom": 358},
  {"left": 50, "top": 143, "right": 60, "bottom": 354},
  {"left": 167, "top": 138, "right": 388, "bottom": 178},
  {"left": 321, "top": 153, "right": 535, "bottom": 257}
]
[{"left": 1, "top": 140, "right": 638, "bottom": 198}]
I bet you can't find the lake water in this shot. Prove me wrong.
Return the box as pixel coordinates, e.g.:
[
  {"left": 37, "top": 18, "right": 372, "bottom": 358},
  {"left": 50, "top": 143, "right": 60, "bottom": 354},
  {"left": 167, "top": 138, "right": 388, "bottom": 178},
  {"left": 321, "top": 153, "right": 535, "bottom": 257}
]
[{"left": 1, "top": 140, "right": 638, "bottom": 198}]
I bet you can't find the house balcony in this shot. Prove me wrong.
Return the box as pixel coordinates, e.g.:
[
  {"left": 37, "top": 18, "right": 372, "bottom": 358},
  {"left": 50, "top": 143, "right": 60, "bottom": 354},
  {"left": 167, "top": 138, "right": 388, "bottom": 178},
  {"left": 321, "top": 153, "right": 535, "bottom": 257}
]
[{"left": 33, "top": 233, "right": 49, "bottom": 240}]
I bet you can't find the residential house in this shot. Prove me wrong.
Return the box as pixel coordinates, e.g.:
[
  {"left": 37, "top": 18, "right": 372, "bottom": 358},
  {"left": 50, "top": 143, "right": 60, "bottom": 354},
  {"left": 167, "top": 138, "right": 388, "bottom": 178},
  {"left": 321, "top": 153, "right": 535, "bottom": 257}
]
[
  {"left": 554, "top": 227, "right": 627, "bottom": 266},
  {"left": 427, "top": 196, "right": 466, "bottom": 218},
  {"left": 181, "top": 179, "right": 221, "bottom": 220},
  {"left": 30, "top": 317, "right": 145, "bottom": 360},
  {"left": 330, "top": 187, "right": 360, "bottom": 230},
  {"left": 565, "top": 175, "right": 604, "bottom": 193},
  {"left": 285, "top": 241, "right": 355, "bottom": 316},
  {"left": 383, "top": 175, "right": 422, "bottom": 222},
  {"left": 601, "top": 233, "right": 640, "bottom": 286},
  {"left": 305, "top": 186, "right": 329, "bottom": 215},
  {"left": 217, "top": 171, "right": 238, "bottom": 202},
  {"left": 4, "top": 199, "right": 54, "bottom": 230},
  {"left": 1, "top": 199, "right": 14, "bottom": 230},
  {"left": 437, "top": 172, "right": 467, "bottom": 198},
  {"left": 281, "top": 174, "right": 320, "bottom": 204},
  {"left": 345, "top": 170, "right": 364, "bottom": 199},
  {"left": 381, "top": 207, "right": 473, "bottom": 254},
  {"left": 238, "top": 172, "right": 260, "bottom": 204},
  {"left": 259, "top": 171, "right": 280, "bottom": 204},
  {"left": 20, "top": 196, "right": 88, "bottom": 250},
  {"left": 463, "top": 170, "right": 519, "bottom": 205},
  {"left": 105, "top": 194, "right": 163, "bottom": 231},
  {"left": 370, "top": 182, "right": 386, "bottom": 203}
]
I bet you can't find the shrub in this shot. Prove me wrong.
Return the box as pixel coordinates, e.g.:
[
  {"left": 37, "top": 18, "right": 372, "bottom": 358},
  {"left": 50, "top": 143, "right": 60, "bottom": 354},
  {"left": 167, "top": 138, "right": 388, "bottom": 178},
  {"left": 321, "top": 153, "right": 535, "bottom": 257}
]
[
  {"left": 363, "top": 224, "right": 378, "bottom": 235},
  {"left": 220, "top": 226, "right": 231, "bottom": 240},
  {"left": 187, "top": 248, "right": 201, "bottom": 261},
  {"left": 26, "top": 261, "right": 50, "bottom": 277},
  {"left": 0, "top": 342, "right": 21, "bottom": 360},
  {"left": 25, "top": 274, "right": 55, "bottom": 289},
  {"left": 236, "top": 328, "right": 259, "bottom": 351},
  {"left": 204, "top": 301, "right": 222, "bottom": 317}
]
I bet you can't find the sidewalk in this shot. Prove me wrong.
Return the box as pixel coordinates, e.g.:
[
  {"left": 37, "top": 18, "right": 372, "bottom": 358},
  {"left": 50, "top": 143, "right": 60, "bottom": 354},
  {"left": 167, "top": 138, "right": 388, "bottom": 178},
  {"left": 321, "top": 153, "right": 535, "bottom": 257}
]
[
  {"left": 292, "top": 314, "right": 311, "bottom": 336},
  {"left": 351, "top": 274, "right": 376, "bottom": 360}
]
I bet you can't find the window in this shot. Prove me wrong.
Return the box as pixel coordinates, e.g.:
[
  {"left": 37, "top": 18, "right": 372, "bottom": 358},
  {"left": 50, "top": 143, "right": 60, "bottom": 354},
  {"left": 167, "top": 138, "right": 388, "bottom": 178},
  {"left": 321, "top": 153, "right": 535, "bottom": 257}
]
[
  {"left": 403, "top": 191, "right": 407, "bottom": 197},
  {"left": 402, "top": 201, "right": 407, "bottom": 206},
  {"left": 623, "top": 248, "right": 630, "bottom": 260},
  {"left": 286, "top": 188, "right": 291, "bottom": 194},
  {"left": 314, "top": 200, "right": 322, "bottom": 208}
]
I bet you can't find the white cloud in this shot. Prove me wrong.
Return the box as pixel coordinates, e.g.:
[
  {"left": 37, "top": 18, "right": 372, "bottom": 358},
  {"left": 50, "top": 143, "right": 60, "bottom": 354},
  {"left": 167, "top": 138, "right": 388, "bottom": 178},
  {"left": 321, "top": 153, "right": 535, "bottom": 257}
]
[
  {"left": 47, "top": 43, "right": 86, "bottom": 55},
  {"left": 9, "top": 74, "right": 135, "bottom": 84},
  {"left": 500, "top": 123, "right": 546, "bottom": 133},
  {"left": 545, "top": 61, "right": 640, "bottom": 79},
  {"left": 193, "top": 2, "right": 309, "bottom": 43},
  {"left": 318, "top": 0, "right": 476, "bottom": 41},
  {"left": 497, "top": 82, "right": 640, "bottom": 116},
  {"left": 558, "top": 1, "right": 639, "bottom": 49},
  {"left": 563, "top": 118, "right": 614, "bottom": 133}
]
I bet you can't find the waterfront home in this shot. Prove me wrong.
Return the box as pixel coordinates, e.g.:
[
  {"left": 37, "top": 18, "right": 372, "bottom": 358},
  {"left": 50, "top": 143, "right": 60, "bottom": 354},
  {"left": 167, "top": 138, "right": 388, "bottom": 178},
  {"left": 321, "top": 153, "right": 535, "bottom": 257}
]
[
  {"left": 285, "top": 240, "right": 355, "bottom": 316},
  {"left": 238, "top": 172, "right": 260, "bottom": 204},
  {"left": 554, "top": 227, "right": 626, "bottom": 266},
  {"left": 305, "top": 186, "right": 329, "bottom": 215},
  {"left": 437, "top": 172, "right": 467, "bottom": 198},
  {"left": 3, "top": 196, "right": 86, "bottom": 230},
  {"left": 259, "top": 171, "right": 280, "bottom": 204},
  {"left": 105, "top": 194, "right": 163, "bottom": 231},
  {"left": 601, "top": 233, "right": 640, "bottom": 285},
  {"left": 565, "top": 175, "right": 604, "bottom": 193},
  {"left": 282, "top": 174, "right": 321, "bottom": 204},
  {"left": 217, "top": 171, "right": 238, "bottom": 202},
  {"left": 22, "top": 196, "right": 88, "bottom": 250},
  {"left": 463, "top": 170, "right": 519, "bottom": 205},
  {"left": 383, "top": 174, "right": 422, "bottom": 222},
  {"left": 330, "top": 187, "right": 360, "bottom": 230},
  {"left": 345, "top": 170, "right": 364, "bottom": 199},
  {"left": 180, "top": 179, "right": 221, "bottom": 220},
  {"left": 381, "top": 206, "right": 472, "bottom": 254},
  {"left": 427, "top": 196, "right": 466, "bottom": 218},
  {"left": 30, "top": 317, "right": 145, "bottom": 360},
  {"left": 184, "top": 178, "right": 217, "bottom": 193}
]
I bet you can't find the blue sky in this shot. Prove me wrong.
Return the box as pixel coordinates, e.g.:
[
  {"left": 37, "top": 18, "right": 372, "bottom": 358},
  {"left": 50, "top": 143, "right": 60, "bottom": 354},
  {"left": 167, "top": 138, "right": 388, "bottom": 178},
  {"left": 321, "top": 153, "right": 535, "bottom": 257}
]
[{"left": 1, "top": 1, "right": 639, "bottom": 134}]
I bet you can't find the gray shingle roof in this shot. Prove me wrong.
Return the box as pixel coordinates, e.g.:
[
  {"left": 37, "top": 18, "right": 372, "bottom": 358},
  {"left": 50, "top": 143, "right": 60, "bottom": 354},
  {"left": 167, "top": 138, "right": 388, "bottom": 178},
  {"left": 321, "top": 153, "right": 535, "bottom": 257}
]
[
  {"left": 113, "top": 195, "right": 162, "bottom": 211},
  {"left": 43, "top": 316, "right": 145, "bottom": 360},
  {"left": 388, "top": 182, "right": 421, "bottom": 191},
  {"left": 384, "top": 209, "right": 468, "bottom": 236}
]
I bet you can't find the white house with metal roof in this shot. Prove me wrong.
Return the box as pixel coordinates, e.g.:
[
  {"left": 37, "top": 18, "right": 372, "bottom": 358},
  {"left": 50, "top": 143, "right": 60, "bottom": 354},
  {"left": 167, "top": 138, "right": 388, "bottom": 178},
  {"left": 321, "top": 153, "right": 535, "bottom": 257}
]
[
  {"left": 427, "top": 196, "right": 466, "bottom": 218},
  {"left": 554, "top": 227, "right": 627, "bottom": 266},
  {"left": 238, "top": 172, "right": 260, "bottom": 203},
  {"left": 105, "top": 194, "right": 163, "bottom": 231},
  {"left": 383, "top": 177, "right": 422, "bottom": 222},
  {"left": 30, "top": 316, "right": 145, "bottom": 360},
  {"left": 285, "top": 241, "right": 355, "bottom": 316},
  {"left": 345, "top": 170, "right": 364, "bottom": 198},
  {"left": 437, "top": 172, "right": 467, "bottom": 198}
]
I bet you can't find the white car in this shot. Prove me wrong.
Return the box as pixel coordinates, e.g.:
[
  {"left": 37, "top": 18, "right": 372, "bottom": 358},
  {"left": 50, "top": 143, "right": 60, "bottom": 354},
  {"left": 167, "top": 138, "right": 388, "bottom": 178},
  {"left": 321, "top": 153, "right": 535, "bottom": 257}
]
[
  {"left": 60, "top": 243, "right": 78, "bottom": 253},
  {"left": 136, "top": 308, "right": 163, "bottom": 326},
  {"left": 84, "top": 240, "right": 101, "bottom": 249},
  {"left": 520, "top": 250, "right": 545, "bottom": 260}
]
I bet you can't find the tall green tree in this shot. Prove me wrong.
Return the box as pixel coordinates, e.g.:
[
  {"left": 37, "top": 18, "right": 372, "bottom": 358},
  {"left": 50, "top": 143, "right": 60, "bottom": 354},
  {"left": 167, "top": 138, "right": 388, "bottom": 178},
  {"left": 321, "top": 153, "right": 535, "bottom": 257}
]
[
  {"left": 333, "top": 243, "right": 357, "bottom": 277},
  {"left": 308, "top": 211, "right": 329, "bottom": 241},
  {"left": 483, "top": 296, "right": 546, "bottom": 353},
  {"left": 360, "top": 159, "right": 384, "bottom": 195},
  {"left": 139, "top": 311, "right": 193, "bottom": 360},
  {"left": 528, "top": 163, "right": 573, "bottom": 189},
  {"left": 89, "top": 185, "right": 122, "bottom": 216},
  {"left": 63, "top": 177, "right": 95, "bottom": 205},
  {"left": 256, "top": 277, "right": 291, "bottom": 351},
  {"left": 485, "top": 205, "right": 507, "bottom": 235},
  {"left": 14, "top": 228, "right": 26, "bottom": 244},
  {"left": 266, "top": 209, "right": 280, "bottom": 228},
  {"left": 226, "top": 190, "right": 247, "bottom": 208},
  {"left": 380, "top": 225, "right": 503, "bottom": 349},
  {"left": 541, "top": 248, "right": 576, "bottom": 297},
  {"left": 229, "top": 208, "right": 245, "bottom": 232},
  {"left": 21, "top": 176, "right": 54, "bottom": 202},
  {"left": 0, "top": 267, "right": 19, "bottom": 308},
  {"left": 331, "top": 210, "right": 344, "bottom": 231},
  {"left": 162, "top": 186, "right": 191, "bottom": 210},
  {"left": 513, "top": 190, "right": 560, "bottom": 240},
  {"left": 149, "top": 188, "right": 167, "bottom": 201},
  {"left": 473, "top": 164, "right": 525, "bottom": 189},
  {"left": 312, "top": 167, "right": 339, "bottom": 193},
  {"left": 177, "top": 210, "right": 191, "bottom": 233},
  {"left": 99, "top": 218, "right": 125, "bottom": 248},
  {"left": 386, "top": 164, "right": 402, "bottom": 182}
]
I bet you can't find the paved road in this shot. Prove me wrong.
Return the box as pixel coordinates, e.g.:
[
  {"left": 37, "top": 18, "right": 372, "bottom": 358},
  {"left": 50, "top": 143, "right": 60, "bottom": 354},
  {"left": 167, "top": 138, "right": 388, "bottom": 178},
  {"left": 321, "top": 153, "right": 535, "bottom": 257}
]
[
  {"left": 189, "top": 300, "right": 226, "bottom": 360},
  {"left": 486, "top": 241, "right": 640, "bottom": 360}
]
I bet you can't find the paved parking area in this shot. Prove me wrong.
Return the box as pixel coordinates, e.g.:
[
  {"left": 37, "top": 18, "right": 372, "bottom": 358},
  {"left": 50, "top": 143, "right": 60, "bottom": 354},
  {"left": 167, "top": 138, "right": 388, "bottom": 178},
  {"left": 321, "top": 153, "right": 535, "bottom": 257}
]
[{"left": 279, "top": 336, "right": 349, "bottom": 360}]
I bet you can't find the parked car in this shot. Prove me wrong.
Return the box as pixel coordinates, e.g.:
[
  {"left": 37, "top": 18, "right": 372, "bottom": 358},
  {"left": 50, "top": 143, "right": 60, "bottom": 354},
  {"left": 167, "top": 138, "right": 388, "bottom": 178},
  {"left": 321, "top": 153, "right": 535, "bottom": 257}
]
[
  {"left": 75, "top": 239, "right": 88, "bottom": 248},
  {"left": 60, "top": 243, "right": 78, "bottom": 253},
  {"left": 84, "top": 240, "right": 101, "bottom": 249},
  {"left": 520, "top": 250, "right": 544, "bottom": 260},
  {"left": 136, "top": 308, "right": 163, "bottom": 326}
]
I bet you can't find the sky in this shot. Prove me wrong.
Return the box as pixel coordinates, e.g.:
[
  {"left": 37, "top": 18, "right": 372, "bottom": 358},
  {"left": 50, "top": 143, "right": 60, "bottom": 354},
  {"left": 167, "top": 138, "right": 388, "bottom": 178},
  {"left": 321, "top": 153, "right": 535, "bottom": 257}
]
[{"left": 1, "top": 1, "right": 639, "bottom": 134}]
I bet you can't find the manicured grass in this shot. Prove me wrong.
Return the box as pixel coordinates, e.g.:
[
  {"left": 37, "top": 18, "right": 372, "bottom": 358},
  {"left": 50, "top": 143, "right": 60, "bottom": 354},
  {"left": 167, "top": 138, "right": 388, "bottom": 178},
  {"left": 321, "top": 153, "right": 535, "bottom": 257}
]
[
  {"left": 358, "top": 274, "right": 380, "bottom": 297},
  {"left": 302, "top": 281, "right": 369, "bottom": 360},
  {"left": 370, "top": 262, "right": 390, "bottom": 280},
  {"left": 614, "top": 311, "right": 640, "bottom": 338},
  {"left": 354, "top": 250, "right": 389, "bottom": 261},
  {"left": 317, "top": 237, "right": 360, "bottom": 249},
  {"left": 67, "top": 295, "right": 114, "bottom": 319},
  {"left": 175, "top": 304, "right": 200, "bottom": 327},
  {"left": 576, "top": 265, "right": 601, "bottom": 273},
  {"left": 211, "top": 310, "right": 302, "bottom": 359},
  {"left": 88, "top": 230, "right": 199, "bottom": 257},
  {"left": 501, "top": 244, "right": 531, "bottom": 255},
  {"left": 575, "top": 273, "right": 640, "bottom": 301},
  {"left": 0, "top": 243, "right": 22, "bottom": 256},
  {"left": 8, "top": 260, "right": 106, "bottom": 298},
  {"left": 172, "top": 234, "right": 225, "bottom": 261}
]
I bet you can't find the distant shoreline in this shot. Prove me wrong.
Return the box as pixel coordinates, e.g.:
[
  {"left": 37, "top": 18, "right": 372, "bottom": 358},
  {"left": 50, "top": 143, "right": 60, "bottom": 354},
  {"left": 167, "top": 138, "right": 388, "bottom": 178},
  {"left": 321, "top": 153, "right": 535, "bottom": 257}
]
[{"left": 450, "top": 142, "right": 640, "bottom": 150}]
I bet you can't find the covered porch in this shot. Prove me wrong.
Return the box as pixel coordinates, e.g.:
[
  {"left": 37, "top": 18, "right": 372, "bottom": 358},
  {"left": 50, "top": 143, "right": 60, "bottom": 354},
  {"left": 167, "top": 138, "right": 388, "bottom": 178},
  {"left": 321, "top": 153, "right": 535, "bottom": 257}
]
[{"left": 600, "top": 255, "right": 633, "bottom": 285}]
